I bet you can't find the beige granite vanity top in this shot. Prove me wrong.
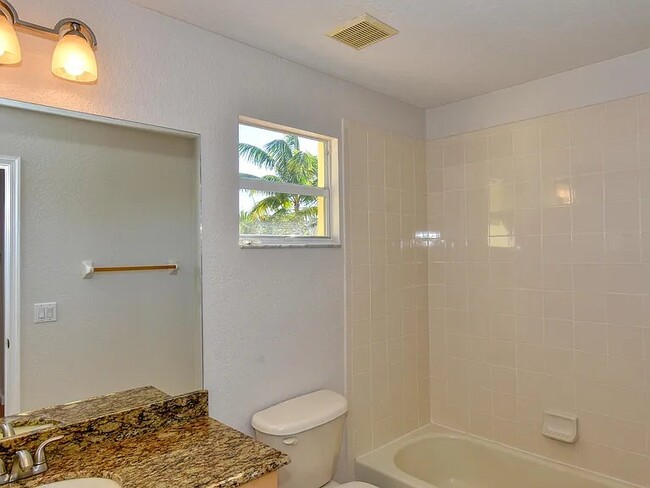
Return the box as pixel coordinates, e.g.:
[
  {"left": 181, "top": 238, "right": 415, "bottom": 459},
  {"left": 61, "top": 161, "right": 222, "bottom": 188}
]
[
  {"left": 11, "top": 416, "right": 290, "bottom": 488},
  {"left": 0, "top": 391, "right": 289, "bottom": 488},
  {"left": 4, "top": 387, "right": 170, "bottom": 429}
]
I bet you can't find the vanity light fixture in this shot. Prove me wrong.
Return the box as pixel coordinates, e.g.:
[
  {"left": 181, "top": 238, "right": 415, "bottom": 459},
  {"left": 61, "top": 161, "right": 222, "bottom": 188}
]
[{"left": 0, "top": 0, "right": 98, "bottom": 83}]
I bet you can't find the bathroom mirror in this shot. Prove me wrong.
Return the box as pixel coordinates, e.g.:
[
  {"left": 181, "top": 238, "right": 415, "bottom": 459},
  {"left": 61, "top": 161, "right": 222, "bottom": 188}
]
[{"left": 0, "top": 99, "right": 203, "bottom": 429}]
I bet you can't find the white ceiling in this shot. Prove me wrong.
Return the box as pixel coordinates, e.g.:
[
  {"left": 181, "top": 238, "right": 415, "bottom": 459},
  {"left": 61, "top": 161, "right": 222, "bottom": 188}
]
[{"left": 127, "top": 0, "right": 650, "bottom": 109}]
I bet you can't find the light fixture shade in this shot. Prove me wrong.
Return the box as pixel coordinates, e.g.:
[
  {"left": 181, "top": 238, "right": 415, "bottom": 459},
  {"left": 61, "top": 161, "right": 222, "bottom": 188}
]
[
  {"left": 51, "top": 32, "right": 97, "bottom": 83},
  {"left": 0, "top": 14, "right": 21, "bottom": 65}
]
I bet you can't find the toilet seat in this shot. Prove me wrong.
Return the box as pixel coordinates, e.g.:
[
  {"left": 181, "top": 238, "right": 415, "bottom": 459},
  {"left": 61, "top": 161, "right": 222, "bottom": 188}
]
[{"left": 340, "top": 483, "right": 379, "bottom": 488}]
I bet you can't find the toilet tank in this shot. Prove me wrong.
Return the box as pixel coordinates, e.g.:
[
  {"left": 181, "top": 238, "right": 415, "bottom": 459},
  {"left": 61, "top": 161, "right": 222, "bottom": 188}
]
[{"left": 252, "top": 390, "right": 348, "bottom": 488}]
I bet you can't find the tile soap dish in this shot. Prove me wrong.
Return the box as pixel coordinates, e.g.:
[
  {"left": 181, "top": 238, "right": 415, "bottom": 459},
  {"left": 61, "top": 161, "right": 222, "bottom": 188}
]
[{"left": 542, "top": 410, "right": 578, "bottom": 444}]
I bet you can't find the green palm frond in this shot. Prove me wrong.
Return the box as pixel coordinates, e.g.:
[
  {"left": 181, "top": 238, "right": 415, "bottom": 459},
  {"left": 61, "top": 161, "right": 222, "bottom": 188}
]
[
  {"left": 294, "top": 205, "right": 318, "bottom": 220},
  {"left": 297, "top": 194, "right": 317, "bottom": 207},
  {"left": 248, "top": 194, "right": 292, "bottom": 220},
  {"left": 285, "top": 135, "right": 300, "bottom": 152},
  {"left": 285, "top": 152, "right": 318, "bottom": 186},
  {"left": 240, "top": 133, "right": 322, "bottom": 235},
  {"left": 239, "top": 143, "right": 276, "bottom": 170},
  {"left": 264, "top": 139, "right": 293, "bottom": 167},
  {"left": 261, "top": 175, "right": 283, "bottom": 182}
]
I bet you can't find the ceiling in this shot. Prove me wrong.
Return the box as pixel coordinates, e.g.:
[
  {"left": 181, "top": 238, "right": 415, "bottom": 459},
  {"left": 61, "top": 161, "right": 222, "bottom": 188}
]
[{"left": 128, "top": 0, "right": 650, "bottom": 109}]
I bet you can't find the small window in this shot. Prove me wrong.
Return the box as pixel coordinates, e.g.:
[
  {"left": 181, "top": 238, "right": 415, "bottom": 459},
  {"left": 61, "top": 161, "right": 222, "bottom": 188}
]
[{"left": 238, "top": 117, "right": 339, "bottom": 248}]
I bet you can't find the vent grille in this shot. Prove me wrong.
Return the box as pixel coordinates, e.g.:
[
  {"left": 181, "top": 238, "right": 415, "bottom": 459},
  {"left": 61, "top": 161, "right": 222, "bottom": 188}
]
[{"left": 327, "top": 14, "right": 398, "bottom": 50}]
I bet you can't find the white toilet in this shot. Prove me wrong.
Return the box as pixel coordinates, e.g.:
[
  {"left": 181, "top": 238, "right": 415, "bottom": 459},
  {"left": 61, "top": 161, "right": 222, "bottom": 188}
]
[{"left": 252, "top": 390, "right": 378, "bottom": 488}]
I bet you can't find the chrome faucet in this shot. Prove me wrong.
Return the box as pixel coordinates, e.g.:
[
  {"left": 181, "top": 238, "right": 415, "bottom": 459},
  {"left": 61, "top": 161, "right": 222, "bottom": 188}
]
[
  {"left": 8, "top": 435, "right": 63, "bottom": 482},
  {"left": 0, "top": 422, "right": 15, "bottom": 438},
  {"left": 0, "top": 459, "right": 9, "bottom": 485}
]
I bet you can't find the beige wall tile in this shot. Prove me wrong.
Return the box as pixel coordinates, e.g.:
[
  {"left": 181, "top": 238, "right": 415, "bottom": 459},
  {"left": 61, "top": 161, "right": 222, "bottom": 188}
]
[
  {"left": 348, "top": 97, "right": 650, "bottom": 486},
  {"left": 465, "top": 137, "right": 489, "bottom": 164},
  {"left": 571, "top": 105, "right": 603, "bottom": 147},
  {"left": 603, "top": 97, "right": 639, "bottom": 143},
  {"left": 603, "top": 138, "right": 639, "bottom": 172},
  {"left": 513, "top": 122, "right": 541, "bottom": 156},
  {"left": 424, "top": 95, "right": 650, "bottom": 487},
  {"left": 541, "top": 114, "right": 571, "bottom": 151},
  {"left": 489, "top": 132, "right": 514, "bottom": 159},
  {"left": 346, "top": 123, "right": 429, "bottom": 462},
  {"left": 571, "top": 144, "right": 603, "bottom": 175}
]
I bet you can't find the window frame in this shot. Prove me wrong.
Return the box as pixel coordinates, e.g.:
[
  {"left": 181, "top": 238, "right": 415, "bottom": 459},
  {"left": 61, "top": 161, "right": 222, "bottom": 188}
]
[{"left": 238, "top": 116, "right": 340, "bottom": 248}]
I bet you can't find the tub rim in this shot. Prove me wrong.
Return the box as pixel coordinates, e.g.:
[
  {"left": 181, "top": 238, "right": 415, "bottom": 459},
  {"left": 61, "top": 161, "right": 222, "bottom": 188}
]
[{"left": 355, "top": 423, "right": 639, "bottom": 488}]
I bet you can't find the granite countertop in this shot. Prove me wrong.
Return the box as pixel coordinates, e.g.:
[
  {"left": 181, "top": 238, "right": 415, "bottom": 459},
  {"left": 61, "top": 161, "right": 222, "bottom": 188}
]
[
  {"left": 5, "top": 387, "right": 170, "bottom": 429},
  {"left": 11, "top": 416, "right": 290, "bottom": 488}
]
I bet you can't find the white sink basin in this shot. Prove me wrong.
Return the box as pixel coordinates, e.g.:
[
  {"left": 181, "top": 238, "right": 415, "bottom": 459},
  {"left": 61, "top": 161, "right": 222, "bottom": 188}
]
[{"left": 40, "top": 479, "right": 121, "bottom": 488}]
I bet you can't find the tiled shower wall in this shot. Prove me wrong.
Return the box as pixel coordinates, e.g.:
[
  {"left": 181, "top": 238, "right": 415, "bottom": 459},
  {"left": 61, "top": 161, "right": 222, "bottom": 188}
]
[
  {"left": 427, "top": 93, "right": 650, "bottom": 486},
  {"left": 344, "top": 120, "right": 430, "bottom": 461}
]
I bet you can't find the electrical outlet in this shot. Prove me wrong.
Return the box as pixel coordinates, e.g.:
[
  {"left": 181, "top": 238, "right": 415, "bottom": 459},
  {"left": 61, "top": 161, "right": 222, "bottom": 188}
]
[{"left": 34, "top": 303, "right": 57, "bottom": 323}]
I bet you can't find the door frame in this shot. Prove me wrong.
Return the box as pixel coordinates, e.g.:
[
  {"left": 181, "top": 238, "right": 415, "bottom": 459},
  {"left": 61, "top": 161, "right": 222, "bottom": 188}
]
[{"left": 0, "top": 156, "right": 20, "bottom": 415}]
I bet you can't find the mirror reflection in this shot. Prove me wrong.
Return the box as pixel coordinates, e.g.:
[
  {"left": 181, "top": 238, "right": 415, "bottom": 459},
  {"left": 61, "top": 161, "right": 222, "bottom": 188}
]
[{"left": 0, "top": 101, "right": 203, "bottom": 432}]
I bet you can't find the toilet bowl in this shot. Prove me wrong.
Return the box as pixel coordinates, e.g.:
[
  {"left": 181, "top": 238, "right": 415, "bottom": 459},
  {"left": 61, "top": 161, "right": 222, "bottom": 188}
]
[{"left": 251, "top": 390, "right": 379, "bottom": 488}]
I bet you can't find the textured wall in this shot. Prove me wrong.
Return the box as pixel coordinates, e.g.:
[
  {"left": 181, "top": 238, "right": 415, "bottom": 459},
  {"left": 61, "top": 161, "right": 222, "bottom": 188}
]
[
  {"left": 344, "top": 120, "right": 430, "bottom": 464},
  {"left": 428, "top": 93, "right": 650, "bottom": 486},
  {"left": 0, "top": 0, "right": 425, "bottom": 440}
]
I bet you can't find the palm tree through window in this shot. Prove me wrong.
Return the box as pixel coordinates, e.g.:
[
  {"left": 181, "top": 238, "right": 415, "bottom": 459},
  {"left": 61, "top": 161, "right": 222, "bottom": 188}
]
[{"left": 238, "top": 118, "right": 337, "bottom": 246}]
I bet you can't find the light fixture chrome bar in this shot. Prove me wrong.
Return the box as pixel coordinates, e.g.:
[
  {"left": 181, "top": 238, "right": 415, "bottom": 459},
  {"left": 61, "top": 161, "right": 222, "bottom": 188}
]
[
  {"left": 0, "top": 0, "right": 97, "bottom": 47},
  {"left": 0, "top": 0, "right": 15, "bottom": 22},
  {"left": 13, "top": 19, "right": 60, "bottom": 39}
]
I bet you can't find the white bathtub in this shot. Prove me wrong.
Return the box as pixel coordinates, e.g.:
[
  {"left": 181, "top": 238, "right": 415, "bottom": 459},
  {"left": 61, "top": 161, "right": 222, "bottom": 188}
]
[{"left": 356, "top": 425, "right": 635, "bottom": 488}]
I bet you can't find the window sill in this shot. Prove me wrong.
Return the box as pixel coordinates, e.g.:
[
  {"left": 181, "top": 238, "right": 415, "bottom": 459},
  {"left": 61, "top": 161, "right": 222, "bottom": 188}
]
[{"left": 239, "top": 238, "right": 340, "bottom": 249}]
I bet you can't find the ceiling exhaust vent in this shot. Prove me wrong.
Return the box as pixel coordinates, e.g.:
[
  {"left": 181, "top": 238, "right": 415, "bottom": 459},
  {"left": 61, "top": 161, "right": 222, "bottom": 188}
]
[{"left": 327, "top": 14, "right": 398, "bottom": 50}]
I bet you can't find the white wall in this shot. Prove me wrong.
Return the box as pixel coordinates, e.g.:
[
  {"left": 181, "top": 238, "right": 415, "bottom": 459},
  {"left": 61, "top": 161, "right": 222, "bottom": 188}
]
[
  {"left": 427, "top": 47, "right": 650, "bottom": 140},
  {"left": 0, "top": 105, "right": 202, "bottom": 411},
  {"left": 0, "top": 0, "right": 425, "bottom": 434}
]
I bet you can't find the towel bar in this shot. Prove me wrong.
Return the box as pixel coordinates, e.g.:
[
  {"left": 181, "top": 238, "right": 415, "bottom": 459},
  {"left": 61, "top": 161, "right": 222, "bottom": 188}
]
[{"left": 82, "top": 261, "right": 178, "bottom": 279}]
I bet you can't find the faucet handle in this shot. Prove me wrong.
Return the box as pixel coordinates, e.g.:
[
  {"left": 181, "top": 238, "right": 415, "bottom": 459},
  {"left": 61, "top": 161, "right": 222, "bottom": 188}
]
[
  {"left": 15, "top": 450, "right": 33, "bottom": 471},
  {"left": 34, "top": 435, "right": 63, "bottom": 465},
  {"left": 9, "top": 449, "right": 34, "bottom": 482},
  {"left": 0, "top": 422, "right": 15, "bottom": 438},
  {"left": 0, "top": 460, "right": 7, "bottom": 486},
  {"left": 0, "top": 458, "right": 7, "bottom": 485}
]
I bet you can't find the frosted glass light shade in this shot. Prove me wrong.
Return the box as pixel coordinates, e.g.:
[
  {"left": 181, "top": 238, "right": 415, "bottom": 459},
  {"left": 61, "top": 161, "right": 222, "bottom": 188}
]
[
  {"left": 0, "top": 14, "right": 21, "bottom": 65},
  {"left": 51, "top": 32, "right": 97, "bottom": 83}
]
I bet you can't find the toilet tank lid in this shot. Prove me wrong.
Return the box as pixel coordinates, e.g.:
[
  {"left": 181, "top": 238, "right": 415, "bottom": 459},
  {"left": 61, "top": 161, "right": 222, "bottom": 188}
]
[{"left": 251, "top": 390, "right": 348, "bottom": 436}]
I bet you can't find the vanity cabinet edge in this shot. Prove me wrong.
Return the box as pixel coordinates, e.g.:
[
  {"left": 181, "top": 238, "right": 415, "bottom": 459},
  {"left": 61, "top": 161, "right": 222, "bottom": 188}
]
[{"left": 242, "top": 472, "right": 278, "bottom": 488}]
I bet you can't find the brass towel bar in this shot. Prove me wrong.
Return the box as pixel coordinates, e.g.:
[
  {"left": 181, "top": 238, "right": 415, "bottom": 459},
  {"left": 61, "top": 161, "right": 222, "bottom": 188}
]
[{"left": 82, "top": 261, "right": 178, "bottom": 279}]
